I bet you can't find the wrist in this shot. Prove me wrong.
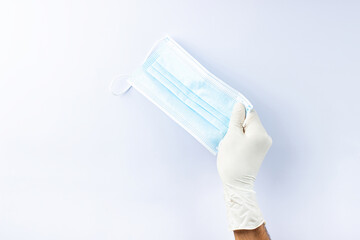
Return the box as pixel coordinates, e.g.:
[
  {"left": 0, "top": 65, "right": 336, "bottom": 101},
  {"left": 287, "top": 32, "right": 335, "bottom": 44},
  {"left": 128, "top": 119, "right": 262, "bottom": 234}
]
[
  {"left": 234, "top": 224, "right": 270, "bottom": 240},
  {"left": 223, "top": 183, "right": 264, "bottom": 230}
]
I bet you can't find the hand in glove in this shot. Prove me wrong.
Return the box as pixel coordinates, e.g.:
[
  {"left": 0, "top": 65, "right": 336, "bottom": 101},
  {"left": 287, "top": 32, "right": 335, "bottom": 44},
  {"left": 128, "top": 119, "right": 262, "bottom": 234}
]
[{"left": 217, "top": 103, "right": 272, "bottom": 230}]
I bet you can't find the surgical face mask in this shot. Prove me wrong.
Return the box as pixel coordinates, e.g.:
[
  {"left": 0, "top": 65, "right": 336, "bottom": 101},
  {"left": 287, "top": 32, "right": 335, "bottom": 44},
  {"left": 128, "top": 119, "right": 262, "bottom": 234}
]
[{"left": 110, "top": 36, "right": 253, "bottom": 155}]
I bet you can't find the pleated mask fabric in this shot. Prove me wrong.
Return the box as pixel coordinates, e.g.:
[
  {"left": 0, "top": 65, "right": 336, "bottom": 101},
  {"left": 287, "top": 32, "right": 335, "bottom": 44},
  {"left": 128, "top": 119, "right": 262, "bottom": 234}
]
[{"left": 117, "top": 36, "right": 253, "bottom": 154}]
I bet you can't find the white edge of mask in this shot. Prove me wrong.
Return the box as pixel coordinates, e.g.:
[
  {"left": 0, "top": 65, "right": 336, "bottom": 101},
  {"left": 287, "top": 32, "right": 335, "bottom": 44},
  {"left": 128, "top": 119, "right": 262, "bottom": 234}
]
[{"left": 129, "top": 35, "right": 253, "bottom": 156}]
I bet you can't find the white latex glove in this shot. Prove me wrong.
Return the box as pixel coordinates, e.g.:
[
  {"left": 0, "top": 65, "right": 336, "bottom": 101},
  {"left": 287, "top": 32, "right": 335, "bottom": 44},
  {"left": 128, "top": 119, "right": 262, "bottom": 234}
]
[{"left": 217, "top": 103, "right": 272, "bottom": 230}]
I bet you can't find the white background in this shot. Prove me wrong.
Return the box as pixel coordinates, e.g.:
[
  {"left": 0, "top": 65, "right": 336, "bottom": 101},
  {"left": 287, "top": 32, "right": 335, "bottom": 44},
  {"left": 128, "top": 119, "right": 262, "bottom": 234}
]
[{"left": 1, "top": 1, "right": 359, "bottom": 239}]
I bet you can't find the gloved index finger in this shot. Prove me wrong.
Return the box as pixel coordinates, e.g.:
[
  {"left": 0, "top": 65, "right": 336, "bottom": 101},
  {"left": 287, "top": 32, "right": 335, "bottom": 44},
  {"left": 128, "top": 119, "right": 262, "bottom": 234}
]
[{"left": 244, "top": 110, "right": 267, "bottom": 135}]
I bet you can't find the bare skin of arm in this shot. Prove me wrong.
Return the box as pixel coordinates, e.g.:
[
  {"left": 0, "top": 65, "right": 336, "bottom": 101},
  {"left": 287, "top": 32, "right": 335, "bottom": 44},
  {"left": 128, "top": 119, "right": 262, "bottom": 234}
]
[{"left": 234, "top": 224, "right": 270, "bottom": 240}]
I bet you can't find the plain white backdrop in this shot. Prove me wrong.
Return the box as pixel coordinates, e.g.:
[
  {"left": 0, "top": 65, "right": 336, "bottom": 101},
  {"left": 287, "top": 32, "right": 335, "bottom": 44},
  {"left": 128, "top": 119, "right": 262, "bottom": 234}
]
[{"left": 1, "top": 1, "right": 359, "bottom": 239}]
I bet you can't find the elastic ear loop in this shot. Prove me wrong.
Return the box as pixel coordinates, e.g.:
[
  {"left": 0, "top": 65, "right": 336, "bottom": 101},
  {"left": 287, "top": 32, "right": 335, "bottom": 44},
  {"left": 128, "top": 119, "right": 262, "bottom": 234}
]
[{"left": 109, "top": 74, "right": 132, "bottom": 96}]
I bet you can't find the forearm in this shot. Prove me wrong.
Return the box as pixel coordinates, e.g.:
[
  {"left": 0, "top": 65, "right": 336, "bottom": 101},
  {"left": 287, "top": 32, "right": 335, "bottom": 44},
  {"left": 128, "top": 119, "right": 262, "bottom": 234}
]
[{"left": 234, "top": 224, "right": 270, "bottom": 240}]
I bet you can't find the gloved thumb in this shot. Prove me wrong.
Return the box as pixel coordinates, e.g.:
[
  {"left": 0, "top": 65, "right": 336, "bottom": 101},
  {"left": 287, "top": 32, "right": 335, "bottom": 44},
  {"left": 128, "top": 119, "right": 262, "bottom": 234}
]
[{"left": 229, "top": 102, "right": 246, "bottom": 130}]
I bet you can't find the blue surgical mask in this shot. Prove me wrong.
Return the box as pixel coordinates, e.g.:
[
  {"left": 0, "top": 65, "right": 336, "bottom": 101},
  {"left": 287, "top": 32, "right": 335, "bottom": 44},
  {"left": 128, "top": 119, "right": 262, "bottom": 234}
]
[{"left": 110, "top": 36, "right": 253, "bottom": 154}]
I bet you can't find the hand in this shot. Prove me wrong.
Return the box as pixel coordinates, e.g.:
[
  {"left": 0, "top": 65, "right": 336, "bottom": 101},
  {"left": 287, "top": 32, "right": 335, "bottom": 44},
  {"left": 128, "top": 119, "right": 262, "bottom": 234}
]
[{"left": 217, "top": 103, "right": 272, "bottom": 230}]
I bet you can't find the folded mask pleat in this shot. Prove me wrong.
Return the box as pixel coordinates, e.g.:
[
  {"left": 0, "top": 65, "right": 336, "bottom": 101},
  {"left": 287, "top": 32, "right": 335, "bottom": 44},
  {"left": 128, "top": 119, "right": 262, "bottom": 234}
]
[
  {"left": 151, "top": 62, "right": 230, "bottom": 125},
  {"left": 156, "top": 47, "right": 237, "bottom": 119},
  {"left": 130, "top": 68, "right": 225, "bottom": 153},
  {"left": 146, "top": 63, "right": 228, "bottom": 132}
]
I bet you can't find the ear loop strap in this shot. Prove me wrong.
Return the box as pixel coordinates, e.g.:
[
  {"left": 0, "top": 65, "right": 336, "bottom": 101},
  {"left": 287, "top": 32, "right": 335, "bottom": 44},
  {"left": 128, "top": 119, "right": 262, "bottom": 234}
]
[{"left": 109, "top": 74, "right": 132, "bottom": 95}]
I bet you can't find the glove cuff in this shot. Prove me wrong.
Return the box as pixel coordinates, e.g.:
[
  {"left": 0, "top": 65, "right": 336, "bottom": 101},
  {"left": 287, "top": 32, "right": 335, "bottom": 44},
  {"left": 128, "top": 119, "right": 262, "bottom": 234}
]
[{"left": 223, "top": 184, "right": 264, "bottom": 231}]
